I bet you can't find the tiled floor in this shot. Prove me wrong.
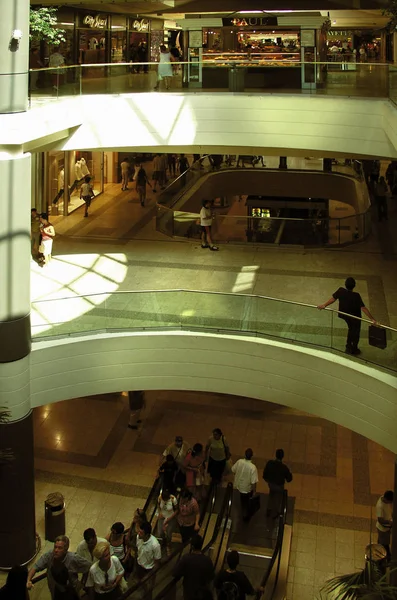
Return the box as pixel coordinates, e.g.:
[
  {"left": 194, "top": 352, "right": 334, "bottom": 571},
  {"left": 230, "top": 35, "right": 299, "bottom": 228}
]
[{"left": 1, "top": 390, "right": 393, "bottom": 599}]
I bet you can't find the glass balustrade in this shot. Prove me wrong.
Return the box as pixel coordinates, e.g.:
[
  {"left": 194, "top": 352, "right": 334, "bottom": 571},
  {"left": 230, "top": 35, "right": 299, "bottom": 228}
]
[
  {"left": 27, "top": 62, "right": 397, "bottom": 103},
  {"left": 31, "top": 290, "right": 397, "bottom": 373}
]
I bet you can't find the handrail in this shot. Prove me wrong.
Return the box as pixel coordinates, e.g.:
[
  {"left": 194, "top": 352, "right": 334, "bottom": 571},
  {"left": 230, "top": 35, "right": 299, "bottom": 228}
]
[
  {"left": 30, "top": 289, "right": 396, "bottom": 332},
  {"left": 29, "top": 60, "right": 395, "bottom": 72},
  {"left": 211, "top": 482, "right": 234, "bottom": 570},
  {"left": 143, "top": 476, "right": 162, "bottom": 524},
  {"left": 119, "top": 481, "right": 216, "bottom": 599},
  {"left": 258, "top": 490, "right": 288, "bottom": 598}
]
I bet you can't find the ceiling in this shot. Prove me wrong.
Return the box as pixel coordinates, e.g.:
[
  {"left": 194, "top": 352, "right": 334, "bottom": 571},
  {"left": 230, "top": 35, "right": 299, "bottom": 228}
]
[{"left": 30, "top": 0, "right": 390, "bottom": 27}]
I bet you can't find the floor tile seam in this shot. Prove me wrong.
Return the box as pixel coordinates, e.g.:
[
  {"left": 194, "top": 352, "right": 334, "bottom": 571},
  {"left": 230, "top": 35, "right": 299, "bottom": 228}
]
[{"left": 35, "top": 469, "right": 151, "bottom": 498}]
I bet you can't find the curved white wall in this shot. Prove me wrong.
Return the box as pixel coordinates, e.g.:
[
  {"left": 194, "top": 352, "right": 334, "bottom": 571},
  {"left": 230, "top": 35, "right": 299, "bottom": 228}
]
[
  {"left": 2, "top": 94, "right": 397, "bottom": 159},
  {"left": 31, "top": 331, "right": 397, "bottom": 452}
]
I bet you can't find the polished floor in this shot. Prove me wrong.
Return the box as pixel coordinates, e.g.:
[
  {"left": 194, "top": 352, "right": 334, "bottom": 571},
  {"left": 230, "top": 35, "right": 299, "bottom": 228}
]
[{"left": 1, "top": 391, "right": 394, "bottom": 599}]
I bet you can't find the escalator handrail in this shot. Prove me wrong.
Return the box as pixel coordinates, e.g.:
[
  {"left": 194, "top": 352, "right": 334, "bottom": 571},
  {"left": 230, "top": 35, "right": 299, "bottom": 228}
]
[
  {"left": 150, "top": 482, "right": 234, "bottom": 600},
  {"left": 143, "top": 476, "right": 162, "bottom": 523},
  {"left": 212, "top": 482, "right": 234, "bottom": 570},
  {"left": 258, "top": 490, "right": 288, "bottom": 597},
  {"left": 119, "top": 481, "right": 216, "bottom": 600}
]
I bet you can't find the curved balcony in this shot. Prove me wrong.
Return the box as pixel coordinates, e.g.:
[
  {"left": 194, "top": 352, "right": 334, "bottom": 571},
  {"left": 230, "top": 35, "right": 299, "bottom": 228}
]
[{"left": 30, "top": 290, "right": 397, "bottom": 452}]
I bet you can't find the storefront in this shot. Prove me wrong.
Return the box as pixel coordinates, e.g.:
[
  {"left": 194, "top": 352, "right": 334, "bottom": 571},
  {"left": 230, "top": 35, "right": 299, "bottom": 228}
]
[
  {"left": 47, "top": 8, "right": 160, "bottom": 66},
  {"left": 45, "top": 150, "right": 104, "bottom": 216},
  {"left": 202, "top": 20, "right": 301, "bottom": 89}
]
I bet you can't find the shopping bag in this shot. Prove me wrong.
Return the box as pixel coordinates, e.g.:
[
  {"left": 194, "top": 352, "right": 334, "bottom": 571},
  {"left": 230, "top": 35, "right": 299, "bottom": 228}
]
[
  {"left": 368, "top": 325, "right": 387, "bottom": 349},
  {"left": 249, "top": 494, "right": 261, "bottom": 517}
]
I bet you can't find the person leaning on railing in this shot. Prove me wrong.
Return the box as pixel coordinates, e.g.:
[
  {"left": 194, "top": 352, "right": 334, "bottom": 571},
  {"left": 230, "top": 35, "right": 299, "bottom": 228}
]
[{"left": 317, "top": 276, "right": 376, "bottom": 356}]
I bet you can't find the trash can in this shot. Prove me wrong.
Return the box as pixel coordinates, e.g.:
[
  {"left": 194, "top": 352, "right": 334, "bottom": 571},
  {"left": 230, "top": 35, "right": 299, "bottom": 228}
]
[
  {"left": 45, "top": 492, "right": 65, "bottom": 541},
  {"left": 229, "top": 66, "right": 246, "bottom": 92}
]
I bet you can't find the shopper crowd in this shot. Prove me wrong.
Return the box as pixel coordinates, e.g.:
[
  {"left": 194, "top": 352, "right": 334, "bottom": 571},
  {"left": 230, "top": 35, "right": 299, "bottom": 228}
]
[{"left": 4, "top": 427, "right": 393, "bottom": 600}]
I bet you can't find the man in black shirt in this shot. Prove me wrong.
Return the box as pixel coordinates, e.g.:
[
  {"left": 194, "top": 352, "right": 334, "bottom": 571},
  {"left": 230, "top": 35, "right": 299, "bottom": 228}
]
[
  {"left": 215, "top": 550, "right": 258, "bottom": 600},
  {"left": 173, "top": 535, "right": 214, "bottom": 600},
  {"left": 263, "top": 449, "right": 292, "bottom": 518},
  {"left": 317, "top": 277, "right": 376, "bottom": 355}
]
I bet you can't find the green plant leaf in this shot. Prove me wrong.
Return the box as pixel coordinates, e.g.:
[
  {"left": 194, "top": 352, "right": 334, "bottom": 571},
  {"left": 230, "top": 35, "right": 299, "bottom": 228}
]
[{"left": 30, "top": 7, "right": 66, "bottom": 45}]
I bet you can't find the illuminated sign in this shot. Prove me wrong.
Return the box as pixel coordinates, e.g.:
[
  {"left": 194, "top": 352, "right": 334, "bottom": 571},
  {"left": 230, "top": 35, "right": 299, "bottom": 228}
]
[
  {"left": 83, "top": 15, "right": 107, "bottom": 28},
  {"left": 132, "top": 18, "right": 149, "bottom": 32},
  {"left": 223, "top": 17, "right": 277, "bottom": 27}
]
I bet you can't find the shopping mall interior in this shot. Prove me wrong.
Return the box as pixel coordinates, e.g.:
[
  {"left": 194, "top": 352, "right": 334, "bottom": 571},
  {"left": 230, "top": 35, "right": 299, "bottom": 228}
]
[{"left": 1, "top": 0, "right": 397, "bottom": 599}]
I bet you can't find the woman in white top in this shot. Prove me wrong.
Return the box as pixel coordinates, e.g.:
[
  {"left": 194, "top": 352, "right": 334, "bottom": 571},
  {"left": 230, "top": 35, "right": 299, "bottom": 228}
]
[
  {"left": 154, "top": 45, "right": 173, "bottom": 91},
  {"left": 86, "top": 541, "right": 124, "bottom": 599},
  {"left": 38, "top": 213, "right": 55, "bottom": 266},
  {"left": 80, "top": 175, "right": 94, "bottom": 217},
  {"left": 155, "top": 490, "right": 177, "bottom": 551},
  {"left": 106, "top": 522, "right": 127, "bottom": 564},
  {"left": 199, "top": 199, "right": 218, "bottom": 251}
]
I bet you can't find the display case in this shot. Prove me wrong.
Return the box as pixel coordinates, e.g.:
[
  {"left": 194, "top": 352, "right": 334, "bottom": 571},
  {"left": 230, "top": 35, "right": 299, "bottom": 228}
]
[{"left": 201, "top": 51, "right": 301, "bottom": 89}]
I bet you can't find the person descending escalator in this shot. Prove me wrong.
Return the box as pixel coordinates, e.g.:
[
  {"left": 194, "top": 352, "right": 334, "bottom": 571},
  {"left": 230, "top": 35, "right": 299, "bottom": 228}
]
[{"left": 215, "top": 551, "right": 262, "bottom": 600}]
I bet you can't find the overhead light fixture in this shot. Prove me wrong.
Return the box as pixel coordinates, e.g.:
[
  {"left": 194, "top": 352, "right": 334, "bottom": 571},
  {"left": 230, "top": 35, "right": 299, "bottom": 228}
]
[{"left": 237, "top": 10, "right": 263, "bottom": 14}]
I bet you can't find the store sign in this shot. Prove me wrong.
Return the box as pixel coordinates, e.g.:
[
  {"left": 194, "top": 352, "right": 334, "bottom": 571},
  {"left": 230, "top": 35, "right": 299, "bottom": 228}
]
[
  {"left": 132, "top": 18, "right": 149, "bottom": 32},
  {"left": 223, "top": 16, "right": 277, "bottom": 27},
  {"left": 83, "top": 15, "right": 107, "bottom": 29}
]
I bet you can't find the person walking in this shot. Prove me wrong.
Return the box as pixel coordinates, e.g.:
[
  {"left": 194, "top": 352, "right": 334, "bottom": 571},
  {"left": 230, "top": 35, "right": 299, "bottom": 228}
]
[
  {"left": 80, "top": 175, "right": 94, "bottom": 217},
  {"left": 374, "top": 176, "right": 389, "bottom": 222},
  {"left": 172, "top": 535, "right": 214, "bottom": 600},
  {"left": 154, "top": 45, "right": 173, "bottom": 91},
  {"left": 27, "top": 535, "right": 91, "bottom": 599},
  {"left": 31, "top": 208, "right": 41, "bottom": 258},
  {"left": 135, "top": 165, "right": 151, "bottom": 206},
  {"left": 232, "top": 448, "right": 258, "bottom": 522},
  {"left": 263, "top": 449, "right": 292, "bottom": 519},
  {"left": 152, "top": 154, "right": 166, "bottom": 192},
  {"left": 39, "top": 213, "right": 55, "bottom": 266},
  {"left": 215, "top": 550, "right": 258, "bottom": 600},
  {"left": 120, "top": 158, "right": 130, "bottom": 191},
  {"left": 376, "top": 490, "right": 393, "bottom": 561},
  {"left": 205, "top": 428, "right": 230, "bottom": 484},
  {"left": 167, "top": 154, "right": 177, "bottom": 178},
  {"left": 317, "top": 276, "right": 376, "bottom": 355}
]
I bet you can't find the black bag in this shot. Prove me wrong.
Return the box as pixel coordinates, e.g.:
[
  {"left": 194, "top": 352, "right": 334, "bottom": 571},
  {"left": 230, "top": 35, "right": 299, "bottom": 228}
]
[
  {"left": 249, "top": 494, "right": 261, "bottom": 516},
  {"left": 368, "top": 325, "right": 387, "bottom": 349}
]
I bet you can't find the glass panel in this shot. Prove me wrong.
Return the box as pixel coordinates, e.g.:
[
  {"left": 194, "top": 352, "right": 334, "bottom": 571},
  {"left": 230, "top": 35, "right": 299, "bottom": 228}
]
[
  {"left": 31, "top": 291, "right": 396, "bottom": 373},
  {"left": 156, "top": 205, "right": 174, "bottom": 237},
  {"left": 29, "top": 62, "right": 395, "bottom": 99}
]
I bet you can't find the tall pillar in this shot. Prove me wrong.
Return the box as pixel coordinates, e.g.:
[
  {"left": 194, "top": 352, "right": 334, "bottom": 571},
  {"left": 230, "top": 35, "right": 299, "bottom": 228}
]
[
  {"left": 0, "top": 0, "right": 30, "bottom": 113},
  {"left": 0, "top": 150, "right": 35, "bottom": 567},
  {"left": 391, "top": 456, "right": 397, "bottom": 584}
]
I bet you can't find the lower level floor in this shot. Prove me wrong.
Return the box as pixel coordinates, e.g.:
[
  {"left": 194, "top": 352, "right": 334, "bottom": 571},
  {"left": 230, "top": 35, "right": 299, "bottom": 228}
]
[{"left": 2, "top": 390, "right": 394, "bottom": 599}]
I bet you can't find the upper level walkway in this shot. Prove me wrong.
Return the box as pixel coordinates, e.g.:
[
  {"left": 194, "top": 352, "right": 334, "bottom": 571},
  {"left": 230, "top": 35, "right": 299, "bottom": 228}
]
[{"left": 2, "top": 62, "right": 397, "bottom": 158}]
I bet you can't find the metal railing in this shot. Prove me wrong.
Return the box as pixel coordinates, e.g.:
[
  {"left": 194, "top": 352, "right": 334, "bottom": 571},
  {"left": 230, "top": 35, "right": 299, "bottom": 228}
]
[
  {"left": 31, "top": 289, "right": 397, "bottom": 373},
  {"left": 26, "top": 60, "right": 397, "bottom": 104}
]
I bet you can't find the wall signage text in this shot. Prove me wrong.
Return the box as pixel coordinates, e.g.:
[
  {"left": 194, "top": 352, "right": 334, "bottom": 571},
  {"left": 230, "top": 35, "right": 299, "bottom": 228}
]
[
  {"left": 83, "top": 15, "right": 108, "bottom": 29},
  {"left": 133, "top": 18, "right": 149, "bottom": 32},
  {"left": 223, "top": 17, "right": 277, "bottom": 27}
]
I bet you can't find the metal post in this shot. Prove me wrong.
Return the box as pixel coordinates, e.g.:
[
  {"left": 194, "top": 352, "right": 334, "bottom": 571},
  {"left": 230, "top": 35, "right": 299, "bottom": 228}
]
[
  {"left": 390, "top": 456, "right": 397, "bottom": 579},
  {"left": 63, "top": 151, "right": 70, "bottom": 216}
]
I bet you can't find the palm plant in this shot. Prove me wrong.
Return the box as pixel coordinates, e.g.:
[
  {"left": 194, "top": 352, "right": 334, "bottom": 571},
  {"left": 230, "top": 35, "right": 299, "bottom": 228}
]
[
  {"left": 320, "top": 544, "right": 397, "bottom": 599},
  {"left": 0, "top": 408, "right": 14, "bottom": 465}
]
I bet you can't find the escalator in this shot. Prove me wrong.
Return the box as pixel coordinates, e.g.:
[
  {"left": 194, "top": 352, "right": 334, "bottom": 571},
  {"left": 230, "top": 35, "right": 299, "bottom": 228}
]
[{"left": 120, "top": 482, "right": 234, "bottom": 600}]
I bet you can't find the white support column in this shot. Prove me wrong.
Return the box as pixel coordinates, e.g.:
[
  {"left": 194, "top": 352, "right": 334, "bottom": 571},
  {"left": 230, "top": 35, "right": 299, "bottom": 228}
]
[
  {"left": 0, "top": 150, "right": 35, "bottom": 567},
  {"left": 0, "top": 0, "right": 30, "bottom": 113}
]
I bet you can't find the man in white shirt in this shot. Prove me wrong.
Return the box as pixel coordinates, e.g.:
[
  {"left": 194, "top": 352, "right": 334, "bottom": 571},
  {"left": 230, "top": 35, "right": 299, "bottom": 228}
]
[
  {"left": 120, "top": 158, "right": 130, "bottom": 191},
  {"left": 376, "top": 490, "right": 393, "bottom": 561},
  {"left": 232, "top": 448, "right": 258, "bottom": 522},
  {"left": 76, "top": 528, "right": 107, "bottom": 563},
  {"left": 136, "top": 521, "right": 162, "bottom": 580}
]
